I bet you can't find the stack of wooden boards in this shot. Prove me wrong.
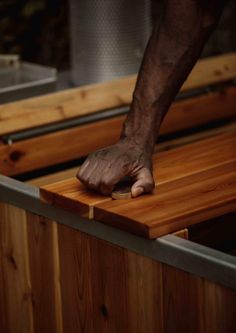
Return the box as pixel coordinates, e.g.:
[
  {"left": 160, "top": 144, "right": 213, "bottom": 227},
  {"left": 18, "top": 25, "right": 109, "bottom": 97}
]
[
  {"left": 1, "top": 53, "right": 236, "bottom": 177},
  {"left": 40, "top": 131, "right": 236, "bottom": 239}
]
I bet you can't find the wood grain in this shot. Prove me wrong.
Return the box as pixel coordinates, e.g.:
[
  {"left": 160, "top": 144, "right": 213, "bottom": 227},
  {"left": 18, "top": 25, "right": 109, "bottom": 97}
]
[
  {"left": 162, "top": 265, "right": 204, "bottom": 333},
  {"left": 0, "top": 202, "right": 34, "bottom": 333},
  {"left": 57, "top": 224, "right": 94, "bottom": 333},
  {"left": 89, "top": 238, "right": 128, "bottom": 332},
  {"left": 2, "top": 86, "right": 236, "bottom": 176},
  {"left": 202, "top": 280, "right": 236, "bottom": 333},
  {"left": 40, "top": 177, "right": 110, "bottom": 219},
  {"left": 1, "top": 53, "right": 236, "bottom": 136},
  {"left": 40, "top": 131, "right": 236, "bottom": 236},
  {"left": 26, "top": 212, "right": 63, "bottom": 333},
  {"left": 28, "top": 121, "right": 236, "bottom": 187},
  {"left": 125, "top": 251, "right": 164, "bottom": 333},
  {"left": 95, "top": 161, "right": 236, "bottom": 238},
  {"left": 0, "top": 201, "right": 235, "bottom": 332},
  {"left": 153, "top": 130, "right": 236, "bottom": 181}
]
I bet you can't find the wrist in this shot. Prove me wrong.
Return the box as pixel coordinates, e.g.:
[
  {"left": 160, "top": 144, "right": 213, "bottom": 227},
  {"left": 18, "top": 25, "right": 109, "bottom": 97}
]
[
  {"left": 120, "top": 120, "right": 157, "bottom": 155},
  {"left": 120, "top": 102, "right": 162, "bottom": 154}
]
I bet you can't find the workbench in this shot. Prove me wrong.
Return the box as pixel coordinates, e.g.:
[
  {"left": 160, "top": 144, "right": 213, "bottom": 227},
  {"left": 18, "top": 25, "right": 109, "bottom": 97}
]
[{"left": 0, "top": 53, "right": 236, "bottom": 333}]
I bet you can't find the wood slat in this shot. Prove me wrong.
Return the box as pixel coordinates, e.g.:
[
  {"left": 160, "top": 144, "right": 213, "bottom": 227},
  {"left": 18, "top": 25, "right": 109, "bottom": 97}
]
[
  {"left": 162, "top": 265, "right": 204, "bottom": 333},
  {"left": 0, "top": 202, "right": 235, "bottom": 332},
  {"left": 26, "top": 213, "right": 63, "bottom": 333},
  {"left": 95, "top": 161, "right": 236, "bottom": 238},
  {"left": 202, "top": 280, "right": 236, "bottom": 333},
  {"left": 89, "top": 237, "right": 128, "bottom": 332},
  {"left": 28, "top": 121, "right": 236, "bottom": 187},
  {"left": 125, "top": 251, "right": 164, "bottom": 332},
  {"left": 57, "top": 224, "right": 94, "bottom": 333},
  {"left": 40, "top": 131, "right": 236, "bottom": 228},
  {"left": 0, "top": 203, "right": 34, "bottom": 333},
  {"left": 2, "top": 86, "right": 236, "bottom": 176},
  {"left": 0, "top": 53, "right": 236, "bottom": 135},
  {"left": 152, "top": 130, "right": 236, "bottom": 181},
  {"left": 41, "top": 178, "right": 110, "bottom": 219}
]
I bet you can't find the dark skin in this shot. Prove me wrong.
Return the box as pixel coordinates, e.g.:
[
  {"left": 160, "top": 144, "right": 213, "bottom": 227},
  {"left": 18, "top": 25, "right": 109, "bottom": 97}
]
[{"left": 78, "top": 0, "right": 226, "bottom": 197}]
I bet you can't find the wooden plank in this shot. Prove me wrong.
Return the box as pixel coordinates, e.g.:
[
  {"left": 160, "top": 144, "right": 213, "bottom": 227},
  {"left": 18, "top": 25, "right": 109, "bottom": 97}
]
[
  {"left": 153, "top": 131, "right": 236, "bottom": 181},
  {"left": 89, "top": 238, "right": 128, "bottom": 332},
  {"left": 0, "top": 203, "right": 235, "bottom": 332},
  {"left": 162, "top": 265, "right": 204, "bottom": 333},
  {"left": 0, "top": 202, "right": 34, "bottom": 333},
  {"left": 41, "top": 178, "right": 110, "bottom": 219},
  {"left": 2, "top": 86, "right": 236, "bottom": 176},
  {"left": 26, "top": 212, "right": 63, "bottom": 333},
  {"left": 125, "top": 251, "right": 164, "bottom": 333},
  {"left": 202, "top": 280, "right": 236, "bottom": 333},
  {"left": 94, "top": 161, "right": 236, "bottom": 238},
  {"left": 0, "top": 53, "right": 236, "bottom": 135},
  {"left": 28, "top": 121, "right": 236, "bottom": 187},
  {"left": 57, "top": 224, "right": 94, "bottom": 333},
  {"left": 40, "top": 131, "right": 236, "bottom": 225}
]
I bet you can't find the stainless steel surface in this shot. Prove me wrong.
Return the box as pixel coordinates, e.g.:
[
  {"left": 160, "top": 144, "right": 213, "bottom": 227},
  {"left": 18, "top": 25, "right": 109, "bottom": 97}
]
[
  {"left": 0, "top": 62, "right": 57, "bottom": 104},
  {"left": 0, "top": 174, "right": 236, "bottom": 290},
  {"left": 69, "top": 0, "right": 151, "bottom": 85}
]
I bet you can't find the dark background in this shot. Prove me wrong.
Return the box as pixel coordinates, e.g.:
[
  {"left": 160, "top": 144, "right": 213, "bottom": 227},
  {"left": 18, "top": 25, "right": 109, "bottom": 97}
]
[{"left": 0, "top": 0, "right": 236, "bottom": 71}]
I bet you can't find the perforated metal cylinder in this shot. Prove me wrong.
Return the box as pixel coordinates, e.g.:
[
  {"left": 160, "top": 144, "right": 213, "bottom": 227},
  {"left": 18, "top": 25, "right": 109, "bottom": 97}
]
[{"left": 69, "top": 0, "right": 151, "bottom": 85}]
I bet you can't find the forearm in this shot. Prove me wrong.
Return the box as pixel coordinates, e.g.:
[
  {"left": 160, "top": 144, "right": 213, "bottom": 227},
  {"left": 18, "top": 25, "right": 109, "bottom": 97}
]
[{"left": 121, "top": 0, "right": 225, "bottom": 153}]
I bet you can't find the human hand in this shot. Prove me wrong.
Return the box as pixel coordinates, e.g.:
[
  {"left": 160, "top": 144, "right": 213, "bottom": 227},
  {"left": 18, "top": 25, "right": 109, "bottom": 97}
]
[{"left": 77, "top": 140, "right": 155, "bottom": 197}]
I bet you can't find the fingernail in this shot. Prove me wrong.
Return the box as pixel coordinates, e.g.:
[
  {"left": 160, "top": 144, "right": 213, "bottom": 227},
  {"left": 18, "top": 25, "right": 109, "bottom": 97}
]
[{"left": 132, "top": 187, "right": 144, "bottom": 197}]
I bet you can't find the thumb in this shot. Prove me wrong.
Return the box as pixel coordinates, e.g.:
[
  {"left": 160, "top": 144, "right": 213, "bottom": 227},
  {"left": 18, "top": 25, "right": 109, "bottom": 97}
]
[{"left": 131, "top": 168, "right": 155, "bottom": 198}]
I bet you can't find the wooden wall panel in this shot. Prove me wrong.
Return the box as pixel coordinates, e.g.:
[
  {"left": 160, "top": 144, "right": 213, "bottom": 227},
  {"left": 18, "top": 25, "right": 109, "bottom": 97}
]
[
  {"left": 89, "top": 239, "right": 129, "bottom": 333},
  {"left": 26, "top": 213, "right": 63, "bottom": 333},
  {"left": 57, "top": 224, "right": 94, "bottom": 333},
  {"left": 125, "top": 251, "right": 163, "bottom": 333},
  {"left": 0, "top": 202, "right": 236, "bottom": 333},
  {"left": 203, "top": 281, "right": 236, "bottom": 333},
  {"left": 0, "top": 203, "right": 33, "bottom": 333},
  {"left": 162, "top": 265, "right": 204, "bottom": 333}
]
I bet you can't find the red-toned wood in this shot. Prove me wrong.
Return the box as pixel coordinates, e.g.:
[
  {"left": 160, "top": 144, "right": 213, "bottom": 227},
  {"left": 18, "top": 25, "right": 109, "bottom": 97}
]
[{"left": 40, "top": 132, "right": 236, "bottom": 238}]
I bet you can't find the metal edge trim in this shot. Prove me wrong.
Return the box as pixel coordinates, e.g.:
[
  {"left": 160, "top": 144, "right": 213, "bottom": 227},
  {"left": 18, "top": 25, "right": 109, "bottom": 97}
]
[{"left": 0, "top": 174, "right": 235, "bottom": 290}]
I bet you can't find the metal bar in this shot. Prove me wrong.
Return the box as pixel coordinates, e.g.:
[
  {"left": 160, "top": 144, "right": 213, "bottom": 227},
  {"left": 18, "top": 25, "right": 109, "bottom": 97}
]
[
  {"left": 1, "top": 106, "right": 129, "bottom": 144},
  {"left": 0, "top": 174, "right": 235, "bottom": 290}
]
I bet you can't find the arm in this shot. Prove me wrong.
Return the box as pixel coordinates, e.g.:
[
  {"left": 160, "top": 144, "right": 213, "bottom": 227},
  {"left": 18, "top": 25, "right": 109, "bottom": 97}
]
[{"left": 78, "top": 0, "right": 225, "bottom": 197}]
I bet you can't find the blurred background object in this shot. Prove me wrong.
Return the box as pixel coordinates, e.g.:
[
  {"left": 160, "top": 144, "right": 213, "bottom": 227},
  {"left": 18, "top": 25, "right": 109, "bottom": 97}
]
[
  {"left": 0, "top": 0, "right": 236, "bottom": 91},
  {"left": 0, "top": 54, "right": 57, "bottom": 103},
  {"left": 69, "top": 0, "right": 151, "bottom": 85}
]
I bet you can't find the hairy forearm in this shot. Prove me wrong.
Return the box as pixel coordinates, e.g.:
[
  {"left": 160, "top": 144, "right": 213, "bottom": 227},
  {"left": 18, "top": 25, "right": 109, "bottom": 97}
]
[{"left": 121, "top": 0, "right": 224, "bottom": 153}]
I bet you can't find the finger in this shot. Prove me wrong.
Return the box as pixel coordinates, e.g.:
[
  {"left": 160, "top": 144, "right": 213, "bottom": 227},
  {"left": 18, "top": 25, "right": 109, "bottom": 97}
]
[
  {"left": 131, "top": 168, "right": 154, "bottom": 198},
  {"left": 76, "top": 159, "right": 90, "bottom": 181},
  {"left": 99, "top": 161, "right": 130, "bottom": 195},
  {"left": 77, "top": 159, "right": 98, "bottom": 185}
]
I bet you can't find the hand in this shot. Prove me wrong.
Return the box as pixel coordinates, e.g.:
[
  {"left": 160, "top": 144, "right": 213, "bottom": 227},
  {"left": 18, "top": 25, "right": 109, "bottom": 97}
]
[{"left": 77, "top": 140, "right": 155, "bottom": 197}]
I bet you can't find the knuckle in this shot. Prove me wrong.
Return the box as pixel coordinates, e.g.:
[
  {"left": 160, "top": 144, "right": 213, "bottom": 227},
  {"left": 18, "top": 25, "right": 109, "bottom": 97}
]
[{"left": 100, "top": 180, "right": 113, "bottom": 195}]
